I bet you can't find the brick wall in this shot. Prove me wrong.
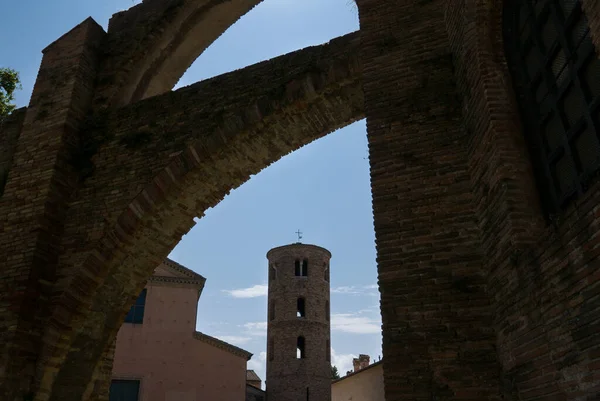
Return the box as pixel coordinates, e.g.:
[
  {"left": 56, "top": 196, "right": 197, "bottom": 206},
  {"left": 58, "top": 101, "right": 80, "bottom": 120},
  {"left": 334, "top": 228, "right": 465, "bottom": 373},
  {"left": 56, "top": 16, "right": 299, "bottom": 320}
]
[
  {"left": 0, "top": 18, "right": 105, "bottom": 401},
  {"left": 3, "top": 0, "right": 600, "bottom": 400},
  {"left": 0, "top": 107, "right": 26, "bottom": 196},
  {"left": 444, "top": 1, "right": 600, "bottom": 399},
  {"left": 356, "top": 0, "right": 502, "bottom": 399},
  {"left": 266, "top": 244, "right": 332, "bottom": 401},
  {"left": 31, "top": 28, "right": 362, "bottom": 401},
  {"left": 95, "top": 0, "right": 263, "bottom": 107}
]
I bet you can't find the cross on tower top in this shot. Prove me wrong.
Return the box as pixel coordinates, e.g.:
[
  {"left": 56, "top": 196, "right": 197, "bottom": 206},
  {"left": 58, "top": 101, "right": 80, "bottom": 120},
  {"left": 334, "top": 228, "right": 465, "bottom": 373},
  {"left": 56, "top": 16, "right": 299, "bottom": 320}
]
[{"left": 295, "top": 229, "right": 303, "bottom": 243}]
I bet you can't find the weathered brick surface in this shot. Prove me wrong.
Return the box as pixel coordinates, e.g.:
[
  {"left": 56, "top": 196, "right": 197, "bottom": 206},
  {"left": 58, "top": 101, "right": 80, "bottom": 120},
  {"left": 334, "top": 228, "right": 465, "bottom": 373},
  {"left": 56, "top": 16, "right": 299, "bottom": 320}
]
[
  {"left": 445, "top": 0, "right": 600, "bottom": 399},
  {"left": 2, "top": 0, "right": 600, "bottom": 400},
  {"left": 95, "top": 0, "right": 263, "bottom": 106},
  {"left": 0, "top": 107, "right": 26, "bottom": 195},
  {"left": 38, "top": 32, "right": 362, "bottom": 401},
  {"left": 0, "top": 18, "right": 105, "bottom": 401},
  {"left": 357, "top": 0, "right": 502, "bottom": 399},
  {"left": 266, "top": 244, "right": 332, "bottom": 401}
]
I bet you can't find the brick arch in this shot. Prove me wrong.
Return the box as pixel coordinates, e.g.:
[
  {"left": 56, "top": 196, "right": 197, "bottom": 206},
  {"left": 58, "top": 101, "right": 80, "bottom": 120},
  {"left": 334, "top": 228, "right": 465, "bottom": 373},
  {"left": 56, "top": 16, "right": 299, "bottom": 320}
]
[
  {"left": 36, "top": 33, "right": 363, "bottom": 401},
  {"left": 96, "top": 0, "right": 265, "bottom": 107}
]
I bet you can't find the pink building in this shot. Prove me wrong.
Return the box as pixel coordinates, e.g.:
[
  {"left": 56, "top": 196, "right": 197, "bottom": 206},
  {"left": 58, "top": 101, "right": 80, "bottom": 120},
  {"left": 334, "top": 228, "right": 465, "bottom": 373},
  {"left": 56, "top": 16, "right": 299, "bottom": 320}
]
[{"left": 110, "top": 259, "right": 253, "bottom": 401}]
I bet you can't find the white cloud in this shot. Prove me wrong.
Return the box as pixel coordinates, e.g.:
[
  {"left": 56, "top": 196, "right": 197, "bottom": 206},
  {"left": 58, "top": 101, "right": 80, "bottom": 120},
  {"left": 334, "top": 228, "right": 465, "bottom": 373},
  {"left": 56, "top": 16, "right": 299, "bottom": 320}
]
[
  {"left": 331, "top": 286, "right": 362, "bottom": 294},
  {"left": 242, "top": 321, "right": 268, "bottom": 337},
  {"left": 223, "top": 284, "right": 268, "bottom": 298},
  {"left": 224, "top": 283, "right": 378, "bottom": 298},
  {"left": 331, "top": 348, "right": 356, "bottom": 377},
  {"left": 331, "top": 313, "right": 381, "bottom": 334},
  {"left": 357, "top": 306, "right": 379, "bottom": 314},
  {"left": 218, "top": 336, "right": 252, "bottom": 346},
  {"left": 331, "top": 284, "right": 379, "bottom": 295}
]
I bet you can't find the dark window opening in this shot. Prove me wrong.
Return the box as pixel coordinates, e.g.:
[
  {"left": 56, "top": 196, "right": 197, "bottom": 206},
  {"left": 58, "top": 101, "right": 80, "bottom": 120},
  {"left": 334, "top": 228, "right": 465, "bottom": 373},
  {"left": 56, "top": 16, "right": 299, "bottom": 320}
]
[
  {"left": 297, "top": 336, "right": 306, "bottom": 359},
  {"left": 269, "top": 301, "right": 275, "bottom": 321},
  {"left": 325, "top": 301, "right": 330, "bottom": 321},
  {"left": 269, "top": 265, "right": 276, "bottom": 281},
  {"left": 504, "top": 0, "right": 600, "bottom": 214},
  {"left": 326, "top": 340, "right": 330, "bottom": 362},
  {"left": 109, "top": 379, "right": 140, "bottom": 401},
  {"left": 324, "top": 267, "right": 329, "bottom": 282},
  {"left": 295, "top": 259, "right": 308, "bottom": 277},
  {"left": 269, "top": 338, "right": 274, "bottom": 361},
  {"left": 124, "top": 289, "right": 146, "bottom": 324},
  {"left": 306, "top": 387, "right": 310, "bottom": 401},
  {"left": 297, "top": 297, "right": 306, "bottom": 318}
]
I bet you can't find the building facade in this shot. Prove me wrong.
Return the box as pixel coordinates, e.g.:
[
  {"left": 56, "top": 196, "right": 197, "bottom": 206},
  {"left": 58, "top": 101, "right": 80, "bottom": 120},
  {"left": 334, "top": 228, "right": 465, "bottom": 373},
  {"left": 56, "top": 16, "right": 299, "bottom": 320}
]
[
  {"left": 246, "top": 370, "right": 266, "bottom": 401},
  {"left": 332, "top": 356, "right": 384, "bottom": 401},
  {"left": 266, "top": 243, "right": 332, "bottom": 401},
  {"left": 110, "top": 259, "right": 253, "bottom": 401}
]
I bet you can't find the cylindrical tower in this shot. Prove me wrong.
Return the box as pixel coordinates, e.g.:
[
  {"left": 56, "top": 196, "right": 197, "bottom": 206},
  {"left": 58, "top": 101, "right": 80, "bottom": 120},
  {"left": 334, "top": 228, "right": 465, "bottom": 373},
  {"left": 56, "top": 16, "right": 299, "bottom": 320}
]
[{"left": 266, "top": 243, "right": 332, "bottom": 401}]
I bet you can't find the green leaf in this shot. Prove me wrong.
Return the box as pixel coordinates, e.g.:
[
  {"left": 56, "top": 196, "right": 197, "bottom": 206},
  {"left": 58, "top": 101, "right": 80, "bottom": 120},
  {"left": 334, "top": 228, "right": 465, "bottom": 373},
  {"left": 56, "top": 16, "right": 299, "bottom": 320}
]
[{"left": 0, "top": 67, "right": 22, "bottom": 121}]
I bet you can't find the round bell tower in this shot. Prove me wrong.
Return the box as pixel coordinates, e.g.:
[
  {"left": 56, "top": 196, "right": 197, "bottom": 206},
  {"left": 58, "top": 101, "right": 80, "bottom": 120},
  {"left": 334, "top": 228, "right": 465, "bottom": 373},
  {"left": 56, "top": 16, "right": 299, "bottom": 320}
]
[{"left": 265, "top": 242, "right": 332, "bottom": 401}]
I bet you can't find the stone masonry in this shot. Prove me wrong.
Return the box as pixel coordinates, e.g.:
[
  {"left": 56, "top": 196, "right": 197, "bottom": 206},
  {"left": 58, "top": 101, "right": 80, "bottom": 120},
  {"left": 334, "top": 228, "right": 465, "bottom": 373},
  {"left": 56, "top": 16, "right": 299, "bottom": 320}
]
[
  {"left": 1, "top": 0, "right": 600, "bottom": 400},
  {"left": 266, "top": 243, "right": 332, "bottom": 401}
]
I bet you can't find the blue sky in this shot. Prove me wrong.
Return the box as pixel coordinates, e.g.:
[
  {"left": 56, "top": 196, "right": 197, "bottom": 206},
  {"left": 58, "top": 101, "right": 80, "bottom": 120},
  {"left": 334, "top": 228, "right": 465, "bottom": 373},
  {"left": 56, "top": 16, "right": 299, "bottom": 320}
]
[{"left": 2, "top": 0, "right": 381, "bottom": 383}]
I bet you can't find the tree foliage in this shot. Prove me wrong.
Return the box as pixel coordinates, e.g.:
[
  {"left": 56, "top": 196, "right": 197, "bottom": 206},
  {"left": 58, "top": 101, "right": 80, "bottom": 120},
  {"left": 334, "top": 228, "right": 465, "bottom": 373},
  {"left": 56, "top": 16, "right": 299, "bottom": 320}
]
[
  {"left": 331, "top": 365, "right": 340, "bottom": 380},
  {"left": 0, "top": 68, "right": 21, "bottom": 121}
]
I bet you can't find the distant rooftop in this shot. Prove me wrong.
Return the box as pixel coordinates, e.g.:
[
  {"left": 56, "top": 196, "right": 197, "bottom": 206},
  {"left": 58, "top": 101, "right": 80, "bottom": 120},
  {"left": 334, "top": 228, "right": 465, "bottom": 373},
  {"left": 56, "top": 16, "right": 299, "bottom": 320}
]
[{"left": 246, "top": 370, "right": 261, "bottom": 382}]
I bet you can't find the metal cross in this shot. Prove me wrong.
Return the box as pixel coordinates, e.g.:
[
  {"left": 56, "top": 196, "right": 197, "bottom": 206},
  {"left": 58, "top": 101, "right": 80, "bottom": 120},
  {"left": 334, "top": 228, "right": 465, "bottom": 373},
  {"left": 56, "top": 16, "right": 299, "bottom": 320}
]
[{"left": 295, "top": 229, "right": 303, "bottom": 242}]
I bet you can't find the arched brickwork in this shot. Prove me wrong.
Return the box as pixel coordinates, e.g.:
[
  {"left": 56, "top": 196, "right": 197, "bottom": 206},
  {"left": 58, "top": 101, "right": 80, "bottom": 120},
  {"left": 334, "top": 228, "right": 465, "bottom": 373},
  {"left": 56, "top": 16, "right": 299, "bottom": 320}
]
[
  {"left": 445, "top": 0, "right": 600, "bottom": 399},
  {"left": 94, "top": 0, "right": 265, "bottom": 107},
  {"left": 35, "top": 32, "right": 363, "bottom": 401},
  {"left": 5, "top": 0, "right": 600, "bottom": 400}
]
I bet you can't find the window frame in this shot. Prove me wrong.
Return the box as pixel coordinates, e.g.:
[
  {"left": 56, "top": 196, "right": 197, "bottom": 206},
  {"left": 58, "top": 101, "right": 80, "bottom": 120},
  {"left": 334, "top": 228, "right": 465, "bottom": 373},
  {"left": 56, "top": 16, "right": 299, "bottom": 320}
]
[
  {"left": 297, "top": 336, "right": 306, "bottom": 359},
  {"left": 295, "top": 259, "right": 308, "bottom": 277},
  {"left": 109, "top": 378, "right": 141, "bottom": 401},
  {"left": 124, "top": 289, "right": 147, "bottom": 324},
  {"left": 297, "top": 297, "right": 306, "bottom": 318},
  {"left": 503, "top": 0, "right": 600, "bottom": 215}
]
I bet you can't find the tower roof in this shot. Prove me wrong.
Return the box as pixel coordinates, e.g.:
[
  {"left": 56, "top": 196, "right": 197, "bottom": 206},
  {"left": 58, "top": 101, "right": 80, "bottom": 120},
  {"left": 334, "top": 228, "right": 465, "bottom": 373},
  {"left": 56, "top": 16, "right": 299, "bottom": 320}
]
[{"left": 266, "top": 242, "right": 332, "bottom": 258}]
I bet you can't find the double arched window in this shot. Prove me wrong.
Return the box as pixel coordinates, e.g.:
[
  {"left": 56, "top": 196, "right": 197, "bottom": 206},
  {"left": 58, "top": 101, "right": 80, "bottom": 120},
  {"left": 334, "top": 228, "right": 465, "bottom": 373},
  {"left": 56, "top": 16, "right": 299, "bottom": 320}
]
[{"left": 504, "top": 0, "right": 600, "bottom": 213}]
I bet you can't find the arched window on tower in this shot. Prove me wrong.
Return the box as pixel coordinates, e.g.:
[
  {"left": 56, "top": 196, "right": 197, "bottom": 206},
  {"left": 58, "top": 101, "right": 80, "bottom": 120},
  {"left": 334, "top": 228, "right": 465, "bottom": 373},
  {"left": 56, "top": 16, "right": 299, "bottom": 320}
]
[
  {"left": 325, "top": 300, "right": 330, "bottom": 321},
  {"left": 504, "top": 0, "right": 600, "bottom": 214},
  {"left": 269, "top": 264, "right": 277, "bottom": 281},
  {"left": 297, "top": 336, "right": 306, "bottom": 359},
  {"left": 297, "top": 297, "right": 306, "bottom": 318},
  {"left": 295, "top": 259, "right": 308, "bottom": 276},
  {"left": 326, "top": 339, "right": 330, "bottom": 362},
  {"left": 323, "top": 265, "right": 329, "bottom": 282}
]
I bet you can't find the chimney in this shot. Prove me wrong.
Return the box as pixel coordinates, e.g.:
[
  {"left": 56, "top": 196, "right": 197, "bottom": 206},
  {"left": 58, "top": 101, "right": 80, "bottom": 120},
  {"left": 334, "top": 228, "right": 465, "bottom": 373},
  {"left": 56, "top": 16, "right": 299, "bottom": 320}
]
[
  {"left": 352, "top": 358, "right": 360, "bottom": 372},
  {"left": 359, "top": 354, "right": 370, "bottom": 370},
  {"left": 352, "top": 354, "right": 371, "bottom": 372}
]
